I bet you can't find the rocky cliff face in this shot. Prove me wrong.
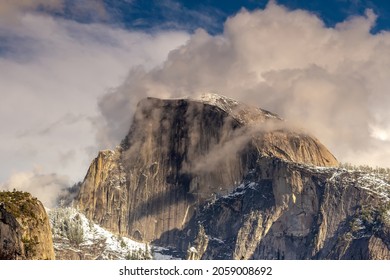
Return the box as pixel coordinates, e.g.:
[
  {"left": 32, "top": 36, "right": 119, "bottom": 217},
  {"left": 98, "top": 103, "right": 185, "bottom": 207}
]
[
  {"left": 75, "top": 93, "right": 390, "bottom": 259},
  {"left": 0, "top": 191, "right": 55, "bottom": 260},
  {"left": 76, "top": 94, "right": 337, "bottom": 244},
  {"left": 181, "top": 159, "right": 390, "bottom": 259},
  {"left": 0, "top": 204, "right": 24, "bottom": 259}
]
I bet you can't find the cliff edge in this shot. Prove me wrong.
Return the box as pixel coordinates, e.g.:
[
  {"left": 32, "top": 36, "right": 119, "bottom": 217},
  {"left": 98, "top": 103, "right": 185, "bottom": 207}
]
[{"left": 0, "top": 191, "right": 55, "bottom": 260}]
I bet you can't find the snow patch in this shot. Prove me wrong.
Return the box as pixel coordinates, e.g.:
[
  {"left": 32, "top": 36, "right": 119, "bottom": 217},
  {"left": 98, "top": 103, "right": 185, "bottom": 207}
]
[{"left": 49, "top": 207, "right": 180, "bottom": 260}]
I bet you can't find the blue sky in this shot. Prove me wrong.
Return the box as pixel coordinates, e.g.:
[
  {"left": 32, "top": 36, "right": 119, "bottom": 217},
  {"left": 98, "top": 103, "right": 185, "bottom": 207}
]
[
  {"left": 1, "top": 0, "right": 390, "bottom": 206},
  {"left": 54, "top": 0, "right": 390, "bottom": 33}
]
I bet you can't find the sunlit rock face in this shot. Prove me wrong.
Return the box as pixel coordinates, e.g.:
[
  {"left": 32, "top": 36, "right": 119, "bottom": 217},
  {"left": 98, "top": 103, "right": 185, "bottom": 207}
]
[
  {"left": 0, "top": 191, "right": 55, "bottom": 260},
  {"left": 75, "top": 93, "right": 339, "bottom": 247}
]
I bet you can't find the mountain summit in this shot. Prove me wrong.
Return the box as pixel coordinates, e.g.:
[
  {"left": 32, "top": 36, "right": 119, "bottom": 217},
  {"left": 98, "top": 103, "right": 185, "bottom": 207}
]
[{"left": 74, "top": 94, "right": 390, "bottom": 259}]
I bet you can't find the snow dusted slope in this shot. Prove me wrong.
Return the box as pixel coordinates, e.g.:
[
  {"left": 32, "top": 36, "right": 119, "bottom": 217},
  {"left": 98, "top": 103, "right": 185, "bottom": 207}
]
[
  {"left": 299, "top": 164, "right": 390, "bottom": 202},
  {"left": 48, "top": 207, "right": 179, "bottom": 260},
  {"left": 198, "top": 92, "right": 281, "bottom": 123}
]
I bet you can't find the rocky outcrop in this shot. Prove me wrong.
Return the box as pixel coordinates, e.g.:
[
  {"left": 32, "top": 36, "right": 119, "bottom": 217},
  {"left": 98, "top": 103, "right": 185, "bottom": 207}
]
[
  {"left": 0, "top": 191, "right": 55, "bottom": 260},
  {"left": 76, "top": 94, "right": 338, "bottom": 246},
  {"left": 181, "top": 159, "right": 390, "bottom": 259}
]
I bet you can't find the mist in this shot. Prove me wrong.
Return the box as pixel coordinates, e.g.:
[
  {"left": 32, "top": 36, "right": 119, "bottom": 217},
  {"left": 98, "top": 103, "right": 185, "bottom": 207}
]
[{"left": 0, "top": 168, "right": 69, "bottom": 208}]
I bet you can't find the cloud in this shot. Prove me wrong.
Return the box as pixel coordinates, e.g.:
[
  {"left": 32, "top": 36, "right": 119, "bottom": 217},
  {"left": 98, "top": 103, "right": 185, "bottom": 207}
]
[
  {"left": 188, "top": 119, "right": 289, "bottom": 174},
  {"left": 155, "top": 0, "right": 224, "bottom": 32},
  {"left": 0, "top": 0, "right": 63, "bottom": 22},
  {"left": 66, "top": 0, "right": 108, "bottom": 21},
  {"left": 16, "top": 113, "right": 87, "bottom": 138},
  {"left": 0, "top": 0, "right": 109, "bottom": 23},
  {"left": 0, "top": 9, "right": 189, "bottom": 183},
  {"left": 0, "top": 168, "right": 70, "bottom": 208},
  {"left": 98, "top": 2, "right": 390, "bottom": 167}
]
